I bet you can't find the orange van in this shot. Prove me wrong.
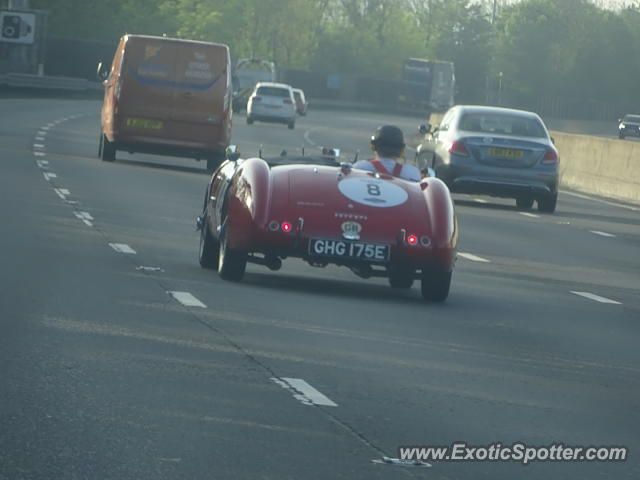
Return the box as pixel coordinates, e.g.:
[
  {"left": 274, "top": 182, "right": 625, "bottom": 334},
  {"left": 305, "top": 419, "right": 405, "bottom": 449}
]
[{"left": 97, "top": 34, "right": 232, "bottom": 171}]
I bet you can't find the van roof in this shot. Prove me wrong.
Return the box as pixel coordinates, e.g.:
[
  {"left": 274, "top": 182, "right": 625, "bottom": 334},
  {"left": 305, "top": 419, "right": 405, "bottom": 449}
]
[
  {"left": 124, "top": 34, "right": 228, "bottom": 50},
  {"left": 255, "top": 82, "right": 292, "bottom": 90}
]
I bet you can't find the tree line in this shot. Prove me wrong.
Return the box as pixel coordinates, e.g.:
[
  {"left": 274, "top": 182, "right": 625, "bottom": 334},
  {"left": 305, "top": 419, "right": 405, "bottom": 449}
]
[{"left": 10, "top": 0, "right": 640, "bottom": 113}]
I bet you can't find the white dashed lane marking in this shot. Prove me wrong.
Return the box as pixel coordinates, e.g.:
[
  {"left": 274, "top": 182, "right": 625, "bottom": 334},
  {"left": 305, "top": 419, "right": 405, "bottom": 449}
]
[
  {"left": 473, "top": 198, "right": 488, "bottom": 204},
  {"left": 169, "top": 291, "right": 207, "bottom": 308},
  {"left": 458, "top": 252, "right": 491, "bottom": 263},
  {"left": 54, "top": 188, "right": 70, "bottom": 200},
  {"left": 109, "top": 243, "right": 137, "bottom": 254},
  {"left": 42, "top": 172, "right": 56, "bottom": 180},
  {"left": 571, "top": 291, "right": 622, "bottom": 305},
  {"left": 271, "top": 377, "right": 338, "bottom": 407},
  {"left": 519, "top": 212, "right": 540, "bottom": 218},
  {"left": 33, "top": 143, "right": 45, "bottom": 149},
  {"left": 590, "top": 230, "right": 616, "bottom": 238},
  {"left": 73, "top": 211, "right": 94, "bottom": 227},
  {"left": 34, "top": 151, "right": 45, "bottom": 157}
]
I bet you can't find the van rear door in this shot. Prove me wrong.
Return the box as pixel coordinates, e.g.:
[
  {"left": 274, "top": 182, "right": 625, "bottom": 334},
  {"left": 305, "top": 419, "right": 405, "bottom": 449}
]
[
  {"left": 169, "top": 43, "right": 230, "bottom": 147},
  {"left": 118, "top": 37, "right": 177, "bottom": 136}
]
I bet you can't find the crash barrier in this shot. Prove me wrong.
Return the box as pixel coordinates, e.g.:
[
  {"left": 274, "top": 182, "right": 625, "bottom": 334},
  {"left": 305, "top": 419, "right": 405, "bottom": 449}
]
[
  {"left": 550, "top": 131, "right": 640, "bottom": 205},
  {"left": 0, "top": 72, "right": 102, "bottom": 91}
]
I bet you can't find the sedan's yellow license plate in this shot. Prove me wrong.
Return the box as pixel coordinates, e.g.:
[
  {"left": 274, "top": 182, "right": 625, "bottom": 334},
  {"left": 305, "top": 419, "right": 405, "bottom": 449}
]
[
  {"left": 125, "top": 117, "right": 163, "bottom": 129},
  {"left": 488, "top": 147, "right": 523, "bottom": 159}
]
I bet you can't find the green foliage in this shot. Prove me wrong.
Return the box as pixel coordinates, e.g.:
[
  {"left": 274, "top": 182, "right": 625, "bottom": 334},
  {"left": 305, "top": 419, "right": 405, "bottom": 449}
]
[{"left": 23, "top": 0, "right": 640, "bottom": 110}]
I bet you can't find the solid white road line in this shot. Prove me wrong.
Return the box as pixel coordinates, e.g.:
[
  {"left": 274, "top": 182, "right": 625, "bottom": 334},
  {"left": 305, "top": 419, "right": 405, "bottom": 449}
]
[
  {"left": 571, "top": 291, "right": 622, "bottom": 305},
  {"left": 169, "top": 291, "right": 207, "bottom": 308},
  {"left": 271, "top": 377, "right": 338, "bottom": 407},
  {"left": 303, "top": 129, "right": 317, "bottom": 146},
  {"left": 562, "top": 190, "right": 640, "bottom": 212},
  {"left": 519, "top": 212, "right": 540, "bottom": 218},
  {"left": 108, "top": 243, "right": 137, "bottom": 254},
  {"left": 590, "top": 230, "right": 616, "bottom": 238},
  {"left": 458, "top": 252, "right": 491, "bottom": 263}
]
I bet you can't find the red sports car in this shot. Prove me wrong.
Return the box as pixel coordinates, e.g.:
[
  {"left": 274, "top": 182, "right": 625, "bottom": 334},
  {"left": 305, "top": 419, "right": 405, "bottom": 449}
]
[{"left": 197, "top": 150, "right": 458, "bottom": 301}]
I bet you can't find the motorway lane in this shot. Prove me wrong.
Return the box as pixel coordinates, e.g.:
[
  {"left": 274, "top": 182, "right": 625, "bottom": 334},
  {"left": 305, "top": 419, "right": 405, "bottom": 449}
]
[{"left": 2, "top": 99, "right": 640, "bottom": 480}]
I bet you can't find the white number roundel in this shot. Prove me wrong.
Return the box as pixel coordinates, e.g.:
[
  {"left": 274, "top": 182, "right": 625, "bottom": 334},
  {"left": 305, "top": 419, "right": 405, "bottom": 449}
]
[{"left": 338, "top": 177, "right": 408, "bottom": 207}]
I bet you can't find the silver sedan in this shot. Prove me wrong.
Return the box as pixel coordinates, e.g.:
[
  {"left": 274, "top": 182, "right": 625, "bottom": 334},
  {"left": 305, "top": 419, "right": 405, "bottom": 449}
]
[{"left": 421, "top": 105, "right": 559, "bottom": 213}]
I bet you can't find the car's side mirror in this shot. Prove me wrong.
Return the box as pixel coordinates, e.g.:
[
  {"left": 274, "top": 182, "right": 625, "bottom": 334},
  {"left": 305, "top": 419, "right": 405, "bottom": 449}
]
[
  {"left": 226, "top": 145, "right": 241, "bottom": 161},
  {"left": 418, "top": 123, "right": 432, "bottom": 135},
  {"left": 96, "top": 61, "right": 109, "bottom": 82}
]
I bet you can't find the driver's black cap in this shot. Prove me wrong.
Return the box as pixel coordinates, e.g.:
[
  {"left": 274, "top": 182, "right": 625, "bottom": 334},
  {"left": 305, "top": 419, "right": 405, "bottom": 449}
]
[{"left": 371, "top": 125, "right": 405, "bottom": 148}]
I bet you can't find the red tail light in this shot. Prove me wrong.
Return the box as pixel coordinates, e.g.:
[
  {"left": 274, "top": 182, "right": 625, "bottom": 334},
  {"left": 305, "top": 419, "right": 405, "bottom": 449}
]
[
  {"left": 283, "top": 98, "right": 293, "bottom": 104},
  {"left": 447, "top": 141, "right": 469, "bottom": 156},
  {"left": 281, "top": 221, "right": 292, "bottom": 232},
  {"left": 542, "top": 149, "right": 558, "bottom": 164},
  {"left": 407, "top": 234, "right": 418, "bottom": 246}
]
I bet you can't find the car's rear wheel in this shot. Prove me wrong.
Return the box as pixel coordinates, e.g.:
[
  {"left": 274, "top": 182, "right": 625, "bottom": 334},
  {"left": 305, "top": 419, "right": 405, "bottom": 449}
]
[
  {"left": 100, "top": 133, "right": 116, "bottom": 162},
  {"left": 537, "top": 192, "right": 557, "bottom": 213},
  {"left": 421, "top": 268, "right": 451, "bottom": 302},
  {"left": 218, "top": 226, "right": 247, "bottom": 281},
  {"left": 388, "top": 265, "right": 415, "bottom": 289},
  {"left": 198, "top": 216, "right": 219, "bottom": 269},
  {"left": 288, "top": 121, "right": 295, "bottom": 130},
  {"left": 516, "top": 197, "right": 534, "bottom": 210}
]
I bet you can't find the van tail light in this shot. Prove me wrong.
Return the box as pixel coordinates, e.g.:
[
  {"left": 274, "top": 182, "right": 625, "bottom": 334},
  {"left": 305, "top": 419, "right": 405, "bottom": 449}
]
[
  {"left": 447, "top": 140, "right": 469, "bottom": 157},
  {"left": 283, "top": 98, "right": 293, "bottom": 104},
  {"left": 542, "top": 149, "right": 559, "bottom": 164}
]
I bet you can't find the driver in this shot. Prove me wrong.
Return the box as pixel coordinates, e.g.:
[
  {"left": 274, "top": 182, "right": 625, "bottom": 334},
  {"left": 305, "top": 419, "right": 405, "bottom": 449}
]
[{"left": 353, "top": 125, "right": 421, "bottom": 181}]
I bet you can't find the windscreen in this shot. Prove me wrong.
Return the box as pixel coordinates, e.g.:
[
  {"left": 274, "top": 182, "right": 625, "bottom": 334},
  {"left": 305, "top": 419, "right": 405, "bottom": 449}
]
[
  {"left": 257, "top": 87, "right": 290, "bottom": 97},
  {"left": 459, "top": 113, "right": 547, "bottom": 138}
]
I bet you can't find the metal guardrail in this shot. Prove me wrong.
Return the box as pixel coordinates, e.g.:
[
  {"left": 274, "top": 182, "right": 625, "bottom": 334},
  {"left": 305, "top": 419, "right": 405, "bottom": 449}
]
[{"left": 0, "top": 72, "right": 102, "bottom": 91}]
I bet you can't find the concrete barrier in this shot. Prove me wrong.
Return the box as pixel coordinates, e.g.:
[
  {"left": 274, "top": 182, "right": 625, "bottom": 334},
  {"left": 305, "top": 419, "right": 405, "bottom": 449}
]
[{"left": 551, "top": 131, "right": 640, "bottom": 205}]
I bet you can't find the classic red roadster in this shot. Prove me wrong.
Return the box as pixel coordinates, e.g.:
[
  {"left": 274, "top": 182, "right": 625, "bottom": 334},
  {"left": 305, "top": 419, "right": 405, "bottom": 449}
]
[{"left": 197, "top": 149, "right": 458, "bottom": 301}]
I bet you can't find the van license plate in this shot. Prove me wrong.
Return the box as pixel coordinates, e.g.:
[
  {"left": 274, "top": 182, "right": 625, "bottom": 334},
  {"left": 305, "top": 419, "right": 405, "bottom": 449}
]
[
  {"left": 309, "top": 239, "right": 390, "bottom": 262},
  {"left": 125, "top": 118, "right": 163, "bottom": 129}
]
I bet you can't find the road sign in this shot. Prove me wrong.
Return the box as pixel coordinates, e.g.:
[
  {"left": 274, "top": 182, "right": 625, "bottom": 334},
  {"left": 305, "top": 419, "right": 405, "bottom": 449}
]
[{"left": 0, "top": 11, "right": 36, "bottom": 44}]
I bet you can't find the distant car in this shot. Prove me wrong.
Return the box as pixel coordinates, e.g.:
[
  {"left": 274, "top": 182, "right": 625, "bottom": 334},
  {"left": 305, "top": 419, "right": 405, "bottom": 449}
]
[
  {"left": 618, "top": 114, "right": 640, "bottom": 139},
  {"left": 292, "top": 88, "right": 307, "bottom": 116},
  {"left": 246, "top": 82, "right": 296, "bottom": 129},
  {"left": 197, "top": 149, "right": 458, "bottom": 302},
  {"left": 425, "top": 105, "right": 559, "bottom": 213}
]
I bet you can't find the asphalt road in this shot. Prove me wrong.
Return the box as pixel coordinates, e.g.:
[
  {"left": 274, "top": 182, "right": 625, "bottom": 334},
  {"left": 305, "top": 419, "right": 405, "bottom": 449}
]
[{"left": 1, "top": 99, "right": 639, "bottom": 480}]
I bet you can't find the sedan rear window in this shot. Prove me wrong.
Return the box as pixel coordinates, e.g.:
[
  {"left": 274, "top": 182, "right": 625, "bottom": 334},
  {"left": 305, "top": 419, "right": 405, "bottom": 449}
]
[
  {"left": 623, "top": 115, "right": 640, "bottom": 122},
  {"left": 459, "top": 113, "right": 547, "bottom": 138},
  {"left": 256, "top": 87, "right": 290, "bottom": 97}
]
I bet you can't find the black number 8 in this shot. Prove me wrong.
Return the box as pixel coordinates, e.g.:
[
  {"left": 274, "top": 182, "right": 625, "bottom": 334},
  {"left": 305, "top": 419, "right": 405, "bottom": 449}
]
[{"left": 367, "top": 183, "right": 381, "bottom": 196}]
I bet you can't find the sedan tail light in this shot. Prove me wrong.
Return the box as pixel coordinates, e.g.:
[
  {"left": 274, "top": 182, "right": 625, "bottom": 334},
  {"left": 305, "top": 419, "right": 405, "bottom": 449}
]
[
  {"left": 542, "top": 149, "right": 559, "bottom": 164},
  {"left": 447, "top": 140, "right": 469, "bottom": 157}
]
